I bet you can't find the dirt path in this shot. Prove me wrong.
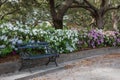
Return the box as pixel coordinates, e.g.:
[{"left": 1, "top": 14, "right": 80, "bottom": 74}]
[{"left": 31, "top": 53, "right": 120, "bottom": 80}]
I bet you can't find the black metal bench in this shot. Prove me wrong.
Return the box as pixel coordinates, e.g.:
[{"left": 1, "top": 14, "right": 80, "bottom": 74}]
[{"left": 16, "top": 42, "right": 59, "bottom": 70}]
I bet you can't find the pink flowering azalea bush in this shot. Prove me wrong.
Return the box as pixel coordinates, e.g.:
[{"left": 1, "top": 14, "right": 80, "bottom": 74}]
[
  {"left": 78, "top": 29, "right": 120, "bottom": 49},
  {"left": 104, "top": 31, "right": 120, "bottom": 46}
]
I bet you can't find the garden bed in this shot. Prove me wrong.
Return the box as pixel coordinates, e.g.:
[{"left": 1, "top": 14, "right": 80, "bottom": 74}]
[
  {"left": 0, "top": 54, "right": 19, "bottom": 63},
  {"left": 0, "top": 47, "right": 111, "bottom": 63}
]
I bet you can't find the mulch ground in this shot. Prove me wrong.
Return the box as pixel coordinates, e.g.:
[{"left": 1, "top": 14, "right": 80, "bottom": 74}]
[
  {"left": 0, "top": 47, "right": 118, "bottom": 64},
  {"left": 0, "top": 54, "right": 20, "bottom": 63}
]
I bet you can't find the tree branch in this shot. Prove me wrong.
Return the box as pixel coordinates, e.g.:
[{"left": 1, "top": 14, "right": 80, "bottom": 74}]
[
  {"left": 83, "top": 0, "right": 97, "bottom": 11},
  {"left": 104, "top": 5, "right": 120, "bottom": 14},
  {"left": 82, "top": 0, "right": 98, "bottom": 17},
  {"left": 0, "top": 0, "right": 8, "bottom": 7},
  {"left": 0, "top": 9, "right": 20, "bottom": 20},
  {"left": 73, "top": 0, "right": 84, "bottom": 5},
  {"left": 57, "top": 0, "right": 74, "bottom": 18},
  {"left": 70, "top": 5, "right": 96, "bottom": 18},
  {"left": 70, "top": 5, "right": 89, "bottom": 8},
  {"left": 100, "top": 0, "right": 106, "bottom": 7}
]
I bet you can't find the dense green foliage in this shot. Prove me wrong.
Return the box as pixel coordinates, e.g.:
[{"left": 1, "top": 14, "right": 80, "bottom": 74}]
[{"left": 0, "top": 24, "right": 120, "bottom": 57}]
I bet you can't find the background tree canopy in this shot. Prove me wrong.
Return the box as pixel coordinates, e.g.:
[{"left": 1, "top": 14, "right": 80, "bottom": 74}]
[{"left": 0, "top": 0, "right": 120, "bottom": 31}]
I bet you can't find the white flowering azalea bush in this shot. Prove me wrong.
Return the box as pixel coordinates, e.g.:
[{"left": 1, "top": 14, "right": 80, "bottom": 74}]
[
  {"left": 45, "top": 29, "right": 79, "bottom": 53},
  {"left": 0, "top": 23, "right": 46, "bottom": 57},
  {"left": 0, "top": 23, "right": 79, "bottom": 57}
]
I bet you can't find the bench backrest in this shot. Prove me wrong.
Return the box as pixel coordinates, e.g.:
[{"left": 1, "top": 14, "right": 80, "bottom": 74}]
[
  {"left": 17, "top": 42, "right": 49, "bottom": 49},
  {"left": 16, "top": 42, "right": 55, "bottom": 58}
]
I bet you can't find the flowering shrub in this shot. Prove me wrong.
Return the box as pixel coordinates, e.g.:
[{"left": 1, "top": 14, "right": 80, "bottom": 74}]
[
  {"left": 0, "top": 23, "right": 78, "bottom": 56},
  {"left": 103, "top": 31, "right": 120, "bottom": 46},
  {"left": 0, "top": 22, "right": 120, "bottom": 57},
  {"left": 87, "top": 29, "right": 104, "bottom": 48},
  {"left": 45, "top": 29, "right": 78, "bottom": 53},
  {"left": 78, "top": 29, "right": 120, "bottom": 49}
]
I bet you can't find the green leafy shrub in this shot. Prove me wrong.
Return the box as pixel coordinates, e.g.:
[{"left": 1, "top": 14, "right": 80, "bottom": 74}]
[
  {"left": 0, "top": 22, "right": 120, "bottom": 57},
  {"left": 0, "top": 46, "right": 12, "bottom": 57}
]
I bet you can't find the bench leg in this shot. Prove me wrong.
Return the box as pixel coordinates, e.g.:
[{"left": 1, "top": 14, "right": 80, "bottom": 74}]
[
  {"left": 46, "top": 58, "right": 50, "bottom": 66},
  {"left": 19, "top": 67, "right": 22, "bottom": 71},
  {"left": 19, "top": 59, "right": 32, "bottom": 73},
  {"left": 54, "top": 60, "right": 58, "bottom": 66},
  {"left": 55, "top": 58, "right": 58, "bottom": 66},
  {"left": 19, "top": 59, "right": 24, "bottom": 71},
  {"left": 46, "top": 56, "right": 58, "bottom": 66}
]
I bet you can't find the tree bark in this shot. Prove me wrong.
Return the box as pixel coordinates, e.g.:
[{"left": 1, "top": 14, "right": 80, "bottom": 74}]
[
  {"left": 95, "top": 15, "right": 104, "bottom": 29},
  {"left": 48, "top": 0, "right": 74, "bottom": 29},
  {"left": 53, "top": 18, "right": 63, "bottom": 29}
]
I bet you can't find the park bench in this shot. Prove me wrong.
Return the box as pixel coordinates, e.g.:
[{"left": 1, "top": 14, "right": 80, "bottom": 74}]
[{"left": 16, "top": 42, "right": 59, "bottom": 70}]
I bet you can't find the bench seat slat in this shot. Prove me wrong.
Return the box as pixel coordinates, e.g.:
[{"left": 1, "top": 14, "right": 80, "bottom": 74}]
[
  {"left": 22, "top": 53, "right": 59, "bottom": 59},
  {"left": 17, "top": 42, "right": 48, "bottom": 47},
  {"left": 18, "top": 45, "right": 42, "bottom": 49}
]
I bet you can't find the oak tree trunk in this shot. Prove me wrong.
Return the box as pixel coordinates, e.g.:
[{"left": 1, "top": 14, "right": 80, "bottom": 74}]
[
  {"left": 48, "top": 0, "right": 74, "bottom": 29},
  {"left": 95, "top": 15, "right": 104, "bottom": 29},
  {"left": 53, "top": 18, "right": 63, "bottom": 29}
]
